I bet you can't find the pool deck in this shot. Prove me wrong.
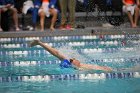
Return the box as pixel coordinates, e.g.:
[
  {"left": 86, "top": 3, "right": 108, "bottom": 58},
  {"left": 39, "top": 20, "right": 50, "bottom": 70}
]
[
  {"left": 1, "top": 12, "right": 140, "bottom": 38},
  {"left": 0, "top": 27, "right": 140, "bottom": 38}
]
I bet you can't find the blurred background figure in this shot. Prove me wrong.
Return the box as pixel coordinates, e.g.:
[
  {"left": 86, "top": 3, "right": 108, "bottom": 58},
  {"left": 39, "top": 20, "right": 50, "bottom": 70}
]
[
  {"left": 22, "top": 0, "right": 42, "bottom": 31},
  {"left": 122, "top": 0, "right": 139, "bottom": 28},
  {"left": 0, "top": 6, "right": 3, "bottom": 31},
  {"left": 0, "top": 0, "right": 20, "bottom": 31},
  {"left": 136, "top": 0, "right": 140, "bottom": 9},
  {"left": 38, "top": 0, "right": 57, "bottom": 31},
  {"left": 59, "top": 0, "right": 76, "bottom": 30}
]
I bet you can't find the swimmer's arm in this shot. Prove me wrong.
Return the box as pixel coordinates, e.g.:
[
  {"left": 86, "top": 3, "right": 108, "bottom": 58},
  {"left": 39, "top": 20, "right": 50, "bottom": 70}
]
[{"left": 38, "top": 41, "right": 67, "bottom": 60}]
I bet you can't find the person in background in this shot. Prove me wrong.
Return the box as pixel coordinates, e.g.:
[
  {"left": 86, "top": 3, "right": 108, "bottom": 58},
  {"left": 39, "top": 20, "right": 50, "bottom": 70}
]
[
  {"left": 0, "top": 0, "right": 20, "bottom": 31},
  {"left": 49, "top": 0, "right": 61, "bottom": 25},
  {"left": 29, "top": 40, "right": 112, "bottom": 71},
  {"left": 136, "top": 0, "right": 140, "bottom": 9},
  {"left": 122, "top": 0, "right": 139, "bottom": 28},
  {"left": 38, "top": 0, "right": 57, "bottom": 31},
  {"left": 22, "top": 0, "right": 42, "bottom": 31},
  {"left": 59, "top": 0, "right": 76, "bottom": 30},
  {"left": 0, "top": 7, "right": 3, "bottom": 31}
]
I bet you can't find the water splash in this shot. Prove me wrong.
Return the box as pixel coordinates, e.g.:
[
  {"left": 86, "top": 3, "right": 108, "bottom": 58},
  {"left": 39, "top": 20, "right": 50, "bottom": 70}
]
[
  {"left": 117, "top": 64, "right": 140, "bottom": 72},
  {"left": 57, "top": 46, "right": 87, "bottom": 63}
]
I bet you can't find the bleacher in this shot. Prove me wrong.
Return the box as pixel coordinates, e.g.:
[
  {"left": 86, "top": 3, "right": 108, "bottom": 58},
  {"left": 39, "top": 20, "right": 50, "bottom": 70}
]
[{"left": 0, "top": 0, "right": 139, "bottom": 31}]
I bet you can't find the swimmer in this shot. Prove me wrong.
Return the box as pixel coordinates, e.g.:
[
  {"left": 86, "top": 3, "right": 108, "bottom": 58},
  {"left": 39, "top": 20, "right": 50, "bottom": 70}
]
[{"left": 29, "top": 40, "right": 112, "bottom": 72}]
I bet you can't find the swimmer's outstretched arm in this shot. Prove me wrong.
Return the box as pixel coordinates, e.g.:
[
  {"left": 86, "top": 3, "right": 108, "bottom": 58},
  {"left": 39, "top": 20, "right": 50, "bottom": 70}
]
[{"left": 30, "top": 40, "right": 67, "bottom": 60}]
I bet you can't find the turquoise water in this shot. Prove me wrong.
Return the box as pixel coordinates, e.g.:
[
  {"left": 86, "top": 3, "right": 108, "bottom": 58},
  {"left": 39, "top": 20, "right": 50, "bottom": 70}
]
[
  {"left": 0, "top": 35, "right": 140, "bottom": 93},
  {"left": 0, "top": 78, "right": 140, "bottom": 93}
]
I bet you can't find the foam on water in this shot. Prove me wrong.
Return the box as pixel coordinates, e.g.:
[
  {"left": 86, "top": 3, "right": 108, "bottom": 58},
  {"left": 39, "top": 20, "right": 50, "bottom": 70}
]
[
  {"left": 118, "top": 64, "right": 140, "bottom": 72},
  {"left": 57, "top": 46, "right": 87, "bottom": 63},
  {"left": 56, "top": 42, "right": 140, "bottom": 72}
]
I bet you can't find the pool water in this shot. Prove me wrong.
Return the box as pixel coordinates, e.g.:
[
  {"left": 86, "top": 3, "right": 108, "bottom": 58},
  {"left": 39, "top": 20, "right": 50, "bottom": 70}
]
[
  {"left": 0, "top": 35, "right": 140, "bottom": 93},
  {"left": 0, "top": 78, "right": 140, "bottom": 93}
]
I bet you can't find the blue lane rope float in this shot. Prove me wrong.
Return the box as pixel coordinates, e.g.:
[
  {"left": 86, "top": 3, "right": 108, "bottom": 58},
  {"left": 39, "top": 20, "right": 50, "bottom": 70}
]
[
  {"left": 0, "top": 46, "right": 138, "bottom": 56},
  {"left": 0, "top": 38, "right": 139, "bottom": 48},
  {"left": 0, "top": 35, "right": 140, "bottom": 43},
  {"left": 0, "top": 47, "right": 138, "bottom": 59},
  {"left": 0, "top": 72, "right": 140, "bottom": 82},
  {"left": 0, "top": 57, "right": 140, "bottom": 67},
  {"left": 0, "top": 41, "right": 124, "bottom": 48}
]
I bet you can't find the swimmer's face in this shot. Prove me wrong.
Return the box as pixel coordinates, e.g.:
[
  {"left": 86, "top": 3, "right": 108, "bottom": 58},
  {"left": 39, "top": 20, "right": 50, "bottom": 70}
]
[{"left": 70, "top": 58, "right": 80, "bottom": 67}]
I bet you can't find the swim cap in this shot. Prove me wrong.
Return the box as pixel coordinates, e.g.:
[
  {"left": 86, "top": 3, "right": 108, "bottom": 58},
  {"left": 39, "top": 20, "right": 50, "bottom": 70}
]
[{"left": 60, "top": 59, "right": 72, "bottom": 69}]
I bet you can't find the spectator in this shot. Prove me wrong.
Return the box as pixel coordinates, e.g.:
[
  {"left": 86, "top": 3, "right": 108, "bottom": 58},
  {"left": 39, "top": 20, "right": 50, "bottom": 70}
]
[
  {"left": 38, "top": 0, "right": 57, "bottom": 31},
  {"left": 49, "top": 0, "right": 61, "bottom": 27},
  {"left": 49, "top": 0, "right": 57, "bottom": 9},
  {"left": 14, "top": 0, "right": 26, "bottom": 13},
  {"left": 136, "top": 0, "right": 140, "bottom": 8},
  {"left": 0, "top": 7, "right": 2, "bottom": 31},
  {"left": 122, "top": 0, "right": 139, "bottom": 28},
  {"left": 22, "top": 0, "right": 42, "bottom": 30},
  {"left": 0, "top": 0, "right": 20, "bottom": 31},
  {"left": 59, "top": 0, "right": 76, "bottom": 30}
]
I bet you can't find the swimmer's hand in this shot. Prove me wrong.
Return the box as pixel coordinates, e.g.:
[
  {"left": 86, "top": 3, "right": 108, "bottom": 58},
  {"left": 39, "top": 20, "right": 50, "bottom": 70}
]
[{"left": 28, "top": 40, "right": 40, "bottom": 47}]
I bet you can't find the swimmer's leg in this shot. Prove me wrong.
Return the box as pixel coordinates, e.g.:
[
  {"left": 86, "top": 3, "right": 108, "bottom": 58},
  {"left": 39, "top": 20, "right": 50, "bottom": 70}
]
[
  {"left": 80, "top": 63, "right": 112, "bottom": 72},
  {"left": 92, "top": 65, "right": 112, "bottom": 72}
]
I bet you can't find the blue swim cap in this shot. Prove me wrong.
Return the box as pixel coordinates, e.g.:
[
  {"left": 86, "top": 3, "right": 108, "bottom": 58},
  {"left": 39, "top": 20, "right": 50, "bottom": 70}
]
[{"left": 60, "top": 59, "right": 72, "bottom": 69}]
